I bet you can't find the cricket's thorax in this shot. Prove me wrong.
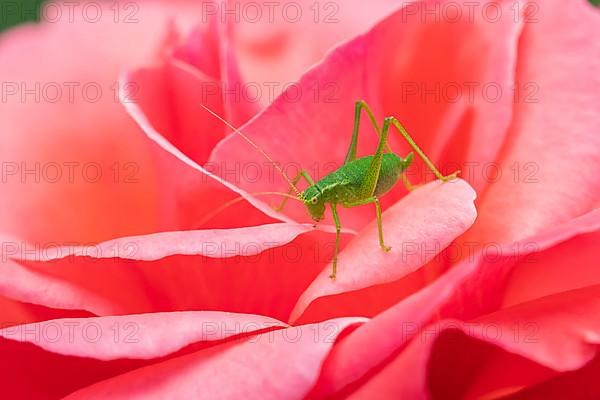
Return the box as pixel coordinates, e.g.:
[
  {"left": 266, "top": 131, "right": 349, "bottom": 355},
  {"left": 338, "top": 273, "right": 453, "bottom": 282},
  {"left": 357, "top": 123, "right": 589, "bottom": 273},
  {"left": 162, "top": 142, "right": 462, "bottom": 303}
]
[{"left": 314, "top": 153, "right": 411, "bottom": 205}]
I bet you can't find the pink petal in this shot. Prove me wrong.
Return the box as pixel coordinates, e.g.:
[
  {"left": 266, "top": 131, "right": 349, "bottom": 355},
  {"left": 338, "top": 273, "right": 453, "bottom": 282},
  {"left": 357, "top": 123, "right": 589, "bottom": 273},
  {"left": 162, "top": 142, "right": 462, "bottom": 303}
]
[
  {"left": 350, "top": 285, "right": 600, "bottom": 398},
  {"left": 0, "top": 311, "right": 284, "bottom": 360},
  {"left": 11, "top": 225, "right": 339, "bottom": 321},
  {"left": 0, "top": 1, "right": 202, "bottom": 244},
  {"left": 473, "top": 286, "right": 600, "bottom": 372},
  {"left": 289, "top": 179, "right": 476, "bottom": 323},
  {"left": 499, "top": 356, "right": 600, "bottom": 399},
  {"left": 0, "top": 258, "right": 114, "bottom": 315},
  {"left": 430, "top": 336, "right": 553, "bottom": 399},
  {"left": 0, "top": 311, "right": 284, "bottom": 398},
  {"left": 131, "top": 16, "right": 260, "bottom": 167},
  {"left": 310, "top": 209, "right": 600, "bottom": 397},
  {"left": 126, "top": 60, "right": 231, "bottom": 167},
  {"left": 63, "top": 318, "right": 365, "bottom": 400},
  {"left": 232, "top": 0, "right": 401, "bottom": 103},
  {"left": 215, "top": 16, "right": 261, "bottom": 126},
  {"left": 3, "top": 223, "right": 323, "bottom": 318},
  {"left": 502, "top": 213, "right": 600, "bottom": 307},
  {"left": 0, "top": 294, "right": 91, "bottom": 328},
  {"left": 16, "top": 223, "right": 314, "bottom": 262},
  {"left": 121, "top": 69, "right": 291, "bottom": 230},
  {"left": 142, "top": 0, "right": 400, "bottom": 171},
  {"left": 377, "top": 0, "right": 522, "bottom": 193},
  {"left": 466, "top": 0, "right": 600, "bottom": 244}
]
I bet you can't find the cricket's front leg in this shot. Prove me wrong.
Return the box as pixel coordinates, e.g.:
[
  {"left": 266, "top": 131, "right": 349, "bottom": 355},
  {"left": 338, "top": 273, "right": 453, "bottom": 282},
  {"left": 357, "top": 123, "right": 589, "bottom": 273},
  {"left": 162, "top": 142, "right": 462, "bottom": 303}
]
[
  {"left": 329, "top": 203, "right": 342, "bottom": 280},
  {"left": 274, "top": 169, "right": 315, "bottom": 211}
]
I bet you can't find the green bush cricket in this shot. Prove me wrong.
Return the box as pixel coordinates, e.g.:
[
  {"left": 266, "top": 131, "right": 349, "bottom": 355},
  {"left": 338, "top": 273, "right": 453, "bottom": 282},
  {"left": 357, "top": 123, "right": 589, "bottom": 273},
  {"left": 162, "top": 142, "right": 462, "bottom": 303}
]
[{"left": 201, "top": 100, "right": 459, "bottom": 279}]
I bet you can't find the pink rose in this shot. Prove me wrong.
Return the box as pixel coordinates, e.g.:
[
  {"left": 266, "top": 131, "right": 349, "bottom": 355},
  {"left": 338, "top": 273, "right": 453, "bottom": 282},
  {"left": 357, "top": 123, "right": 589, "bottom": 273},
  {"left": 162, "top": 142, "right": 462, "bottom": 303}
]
[{"left": 1, "top": 0, "right": 599, "bottom": 398}]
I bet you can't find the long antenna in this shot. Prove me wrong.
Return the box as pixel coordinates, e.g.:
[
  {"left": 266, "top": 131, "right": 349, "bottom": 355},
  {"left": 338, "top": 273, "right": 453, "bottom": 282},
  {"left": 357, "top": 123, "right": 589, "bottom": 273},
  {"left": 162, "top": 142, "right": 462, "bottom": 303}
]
[
  {"left": 200, "top": 104, "right": 301, "bottom": 196},
  {"left": 196, "top": 191, "right": 303, "bottom": 227}
]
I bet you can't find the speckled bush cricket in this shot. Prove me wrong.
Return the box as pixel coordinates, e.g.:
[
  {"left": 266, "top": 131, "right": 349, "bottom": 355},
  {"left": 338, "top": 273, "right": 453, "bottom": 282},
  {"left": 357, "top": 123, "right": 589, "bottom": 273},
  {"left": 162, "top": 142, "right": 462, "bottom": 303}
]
[{"left": 201, "top": 100, "right": 459, "bottom": 279}]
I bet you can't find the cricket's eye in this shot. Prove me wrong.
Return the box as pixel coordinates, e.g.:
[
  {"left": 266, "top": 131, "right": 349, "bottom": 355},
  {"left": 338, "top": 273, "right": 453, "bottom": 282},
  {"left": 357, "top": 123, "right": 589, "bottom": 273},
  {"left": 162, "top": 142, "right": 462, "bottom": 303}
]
[{"left": 311, "top": 196, "right": 318, "bottom": 204}]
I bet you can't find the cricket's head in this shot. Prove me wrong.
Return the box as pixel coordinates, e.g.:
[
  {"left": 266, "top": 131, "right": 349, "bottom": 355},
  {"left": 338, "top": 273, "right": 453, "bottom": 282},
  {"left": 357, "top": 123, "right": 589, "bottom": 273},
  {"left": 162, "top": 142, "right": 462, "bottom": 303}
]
[{"left": 301, "top": 186, "right": 325, "bottom": 222}]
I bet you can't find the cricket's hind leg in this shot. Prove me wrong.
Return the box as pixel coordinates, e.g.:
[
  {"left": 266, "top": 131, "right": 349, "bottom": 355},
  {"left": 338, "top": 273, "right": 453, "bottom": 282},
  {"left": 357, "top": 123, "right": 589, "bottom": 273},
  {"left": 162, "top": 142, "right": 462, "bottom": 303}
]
[
  {"left": 388, "top": 117, "right": 460, "bottom": 182},
  {"left": 344, "top": 100, "right": 393, "bottom": 164},
  {"left": 346, "top": 100, "right": 459, "bottom": 185}
]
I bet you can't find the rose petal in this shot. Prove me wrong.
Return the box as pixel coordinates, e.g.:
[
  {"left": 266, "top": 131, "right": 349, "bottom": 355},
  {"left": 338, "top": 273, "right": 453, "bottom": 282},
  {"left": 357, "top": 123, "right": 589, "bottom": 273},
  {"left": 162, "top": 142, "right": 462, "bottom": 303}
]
[
  {"left": 500, "top": 355, "right": 600, "bottom": 399},
  {"left": 502, "top": 222, "right": 600, "bottom": 308},
  {"left": 0, "top": 258, "right": 114, "bottom": 316},
  {"left": 0, "top": 294, "right": 91, "bottom": 328},
  {"left": 232, "top": 0, "right": 401, "bottom": 102},
  {"left": 121, "top": 68, "right": 297, "bottom": 229},
  {"left": 350, "top": 285, "right": 600, "bottom": 398},
  {"left": 10, "top": 225, "right": 344, "bottom": 321},
  {"left": 0, "top": 311, "right": 285, "bottom": 360},
  {"left": 63, "top": 318, "right": 366, "bottom": 400},
  {"left": 377, "top": 0, "right": 523, "bottom": 193},
  {"left": 309, "top": 209, "right": 600, "bottom": 397},
  {"left": 0, "top": 311, "right": 284, "bottom": 398},
  {"left": 126, "top": 59, "right": 231, "bottom": 166},
  {"left": 131, "top": 14, "right": 260, "bottom": 166},
  {"left": 15, "top": 223, "right": 315, "bottom": 262},
  {"left": 466, "top": 0, "right": 600, "bottom": 244},
  {"left": 0, "top": 0, "right": 201, "bottom": 244}
]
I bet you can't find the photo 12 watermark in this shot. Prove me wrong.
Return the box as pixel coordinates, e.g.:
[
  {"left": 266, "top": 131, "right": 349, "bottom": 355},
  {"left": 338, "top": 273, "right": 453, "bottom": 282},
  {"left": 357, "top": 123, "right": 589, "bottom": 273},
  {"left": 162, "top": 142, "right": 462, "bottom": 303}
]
[
  {"left": 200, "top": 160, "right": 541, "bottom": 186},
  {"left": 399, "top": 81, "right": 539, "bottom": 104},
  {"left": 199, "top": 81, "right": 339, "bottom": 104},
  {"left": 1, "top": 81, "right": 138, "bottom": 104},
  {"left": 1, "top": 162, "right": 140, "bottom": 184},
  {"left": 1, "top": 241, "right": 140, "bottom": 263},
  {"left": 401, "top": 320, "right": 540, "bottom": 344},
  {"left": 1, "top": 1, "right": 140, "bottom": 25},
  {"left": 399, "top": 1, "right": 540, "bottom": 24},
  {"left": 0, "top": 320, "right": 140, "bottom": 344},
  {"left": 200, "top": 1, "right": 341, "bottom": 24}
]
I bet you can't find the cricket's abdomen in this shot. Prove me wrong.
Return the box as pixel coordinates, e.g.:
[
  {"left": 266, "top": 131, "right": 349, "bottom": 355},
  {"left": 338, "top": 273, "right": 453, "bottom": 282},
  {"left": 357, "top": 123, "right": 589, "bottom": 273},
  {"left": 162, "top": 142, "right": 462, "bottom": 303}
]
[{"left": 316, "top": 153, "right": 412, "bottom": 203}]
